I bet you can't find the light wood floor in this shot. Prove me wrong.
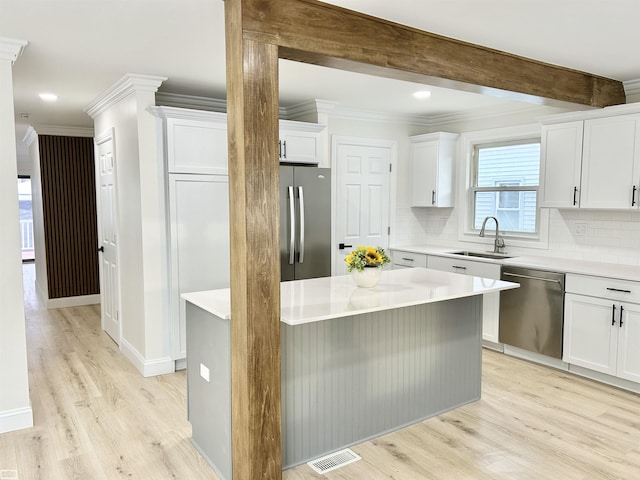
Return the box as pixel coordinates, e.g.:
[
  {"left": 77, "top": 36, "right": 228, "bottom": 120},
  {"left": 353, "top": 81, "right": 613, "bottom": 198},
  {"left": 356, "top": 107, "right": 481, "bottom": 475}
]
[{"left": 2, "top": 264, "right": 639, "bottom": 479}]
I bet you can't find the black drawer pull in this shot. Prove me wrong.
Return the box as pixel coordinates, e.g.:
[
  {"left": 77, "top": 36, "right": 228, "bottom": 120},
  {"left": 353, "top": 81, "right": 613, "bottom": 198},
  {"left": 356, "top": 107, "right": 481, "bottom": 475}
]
[
  {"left": 401, "top": 257, "right": 414, "bottom": 262},
  {"left": 606, "top": 287, "right": 631, "bottom": 294},
  {"left": 452, "top": 265, "right": 467, "bottom": 270}
]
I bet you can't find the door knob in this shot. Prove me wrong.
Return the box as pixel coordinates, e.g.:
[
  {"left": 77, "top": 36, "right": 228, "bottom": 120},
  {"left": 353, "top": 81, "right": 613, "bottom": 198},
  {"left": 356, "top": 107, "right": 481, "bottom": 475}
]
[
  {"left": 98, "top": 246, "right": 104, "bottom": 253},
  {"left": 338, "top": 243, "right": 353, "bottom": 250}
]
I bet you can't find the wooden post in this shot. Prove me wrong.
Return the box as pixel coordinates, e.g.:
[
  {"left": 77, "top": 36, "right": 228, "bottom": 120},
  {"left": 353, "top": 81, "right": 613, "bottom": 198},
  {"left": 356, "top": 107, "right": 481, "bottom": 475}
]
[{"left": 225, "top": 1, "right": 282, "bottom": 478}]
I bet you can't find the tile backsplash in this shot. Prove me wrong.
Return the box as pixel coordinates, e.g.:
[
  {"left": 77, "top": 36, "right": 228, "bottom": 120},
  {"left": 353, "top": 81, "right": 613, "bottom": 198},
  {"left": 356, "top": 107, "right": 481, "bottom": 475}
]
[{"left": 395, "top": 206, "right": 640, "bottom": 266}]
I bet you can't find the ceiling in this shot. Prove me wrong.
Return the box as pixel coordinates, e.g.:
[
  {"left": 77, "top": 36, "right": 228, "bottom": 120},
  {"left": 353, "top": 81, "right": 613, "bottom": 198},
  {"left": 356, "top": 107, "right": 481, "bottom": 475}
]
[{"left": 2, "top": 0, "right": 640, "bottom": 157}]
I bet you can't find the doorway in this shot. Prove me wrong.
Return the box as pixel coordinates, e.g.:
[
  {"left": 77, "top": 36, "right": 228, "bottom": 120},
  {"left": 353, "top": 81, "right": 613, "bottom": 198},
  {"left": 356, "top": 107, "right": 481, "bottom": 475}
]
[
  {"left": 332, "top": 137, "right": 397, "bottom": 275},
  {"left": 17, "top": 176, "right": 34, "bottom": 262}
]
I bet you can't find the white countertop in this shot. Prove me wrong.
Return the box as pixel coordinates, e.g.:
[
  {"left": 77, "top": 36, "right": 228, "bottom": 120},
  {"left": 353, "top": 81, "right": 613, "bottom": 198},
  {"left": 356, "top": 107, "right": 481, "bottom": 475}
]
[
  {"left": 182, "top": 268, "right": 518, "bottom": 326},
  {"left": 392, "top": 244, "right": 640, "bottom": 282}
]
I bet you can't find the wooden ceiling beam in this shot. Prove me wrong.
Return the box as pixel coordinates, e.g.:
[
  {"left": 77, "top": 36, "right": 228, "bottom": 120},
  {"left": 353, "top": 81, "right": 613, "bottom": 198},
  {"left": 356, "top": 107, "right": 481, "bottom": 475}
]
[{"left": 242, "top": 0, "right": 626, "bottom": 108}]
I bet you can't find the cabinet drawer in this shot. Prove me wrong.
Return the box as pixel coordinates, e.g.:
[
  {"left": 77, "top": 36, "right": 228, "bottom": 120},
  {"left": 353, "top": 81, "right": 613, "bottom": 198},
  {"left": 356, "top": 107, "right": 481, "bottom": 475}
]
[
  {"left": 391, "top": 250, "right": 427, "bottom": 268},
  {"left": 566, "top": 274, "right": 640, "bottom": 304},
  {"left": 428, "top": 255, "right": 501, "bottom": 279}
]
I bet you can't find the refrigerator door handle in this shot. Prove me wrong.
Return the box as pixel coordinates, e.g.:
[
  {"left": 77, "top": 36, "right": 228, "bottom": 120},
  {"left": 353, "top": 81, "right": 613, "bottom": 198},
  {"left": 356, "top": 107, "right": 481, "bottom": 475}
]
[
  {"left": 298, "top": 186, "right": 305, "bottom": 263},
  {"left": 288, "top": 186, "right": 295, "bottom": 265}
]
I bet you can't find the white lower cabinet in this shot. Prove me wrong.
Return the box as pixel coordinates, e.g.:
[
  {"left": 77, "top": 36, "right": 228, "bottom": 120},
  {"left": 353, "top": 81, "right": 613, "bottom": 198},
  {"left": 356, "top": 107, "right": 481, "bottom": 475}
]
[
  {"left": 427, "top": 255, "right": 501, "bottom": 343},
  {"left": 563, "top": 275, "right": 640, "bottom": 383}
]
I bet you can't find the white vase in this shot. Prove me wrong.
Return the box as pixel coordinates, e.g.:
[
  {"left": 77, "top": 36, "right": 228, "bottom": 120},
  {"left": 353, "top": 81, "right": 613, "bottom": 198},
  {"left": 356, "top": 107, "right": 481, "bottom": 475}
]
[{"left": 351, "top": 266, "right": 382, "bottom": 288}]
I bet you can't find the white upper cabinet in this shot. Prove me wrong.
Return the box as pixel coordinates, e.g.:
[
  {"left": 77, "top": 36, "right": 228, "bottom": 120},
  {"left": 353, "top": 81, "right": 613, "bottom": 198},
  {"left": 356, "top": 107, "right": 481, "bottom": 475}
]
[
  {"left": 540, "top": 105, "right": 640, "bottom": 210},
  {"left": 166, "top": 113, "right": 229, "bottom": 175},
  {"left": 581, "top": 115, "right": 640, "bottom": 209},
  {"left": 409, "top": 132, "right": 458, "bottom": 207},
  {"left": 279, "top": 120, "right": 325, "bottom": 165},
  {"left": 539, "top": 121, "right": 583, "bottom": 208}
]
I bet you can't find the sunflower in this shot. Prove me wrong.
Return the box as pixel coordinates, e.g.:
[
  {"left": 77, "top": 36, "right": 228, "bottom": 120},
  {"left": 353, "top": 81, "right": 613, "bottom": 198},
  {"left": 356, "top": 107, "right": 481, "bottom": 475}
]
[{"left": 365, "top": 248, "right": 382, "bottom": 265}]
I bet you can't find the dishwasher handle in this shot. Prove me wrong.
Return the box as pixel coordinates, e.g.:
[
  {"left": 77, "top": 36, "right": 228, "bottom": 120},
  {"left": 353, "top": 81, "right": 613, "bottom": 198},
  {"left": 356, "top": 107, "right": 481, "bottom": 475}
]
[{"left": 503, "top": 271, "right": 563, "bottom": 285}]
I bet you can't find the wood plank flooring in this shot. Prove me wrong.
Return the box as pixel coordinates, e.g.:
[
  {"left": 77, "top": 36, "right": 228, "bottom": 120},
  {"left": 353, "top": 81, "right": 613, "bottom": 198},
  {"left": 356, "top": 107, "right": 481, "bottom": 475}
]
[{"left": 2, "top": 263, "right": 639, "bottom": 479}]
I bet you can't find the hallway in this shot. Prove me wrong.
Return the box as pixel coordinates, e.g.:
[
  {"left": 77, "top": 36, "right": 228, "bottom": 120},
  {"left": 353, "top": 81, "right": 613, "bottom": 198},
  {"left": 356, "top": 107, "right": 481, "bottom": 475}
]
[{"left": 0, "top": 264, "right": 217, "bottom": 479}]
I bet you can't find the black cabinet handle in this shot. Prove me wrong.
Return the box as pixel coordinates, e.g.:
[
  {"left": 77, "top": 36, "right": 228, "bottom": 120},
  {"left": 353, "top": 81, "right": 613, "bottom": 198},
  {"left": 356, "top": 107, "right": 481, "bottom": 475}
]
[
  {"left": 612, "top": 304, "right": 617, "bottom": 326},
  {"left": 606, "top": 287, "right": 631, "bottom": 294},
  {"left": 98, "top": 246, "right": 104, "bottom": 253},
  {"left": 338, "top": 243, "right": 353, "bottom": 250},
  {"left": 633, "top": 185, "right": 637, "bottom": 206},
  {"left": 401, "top": 257, "right": 414, "bottom": 262},
  {"left": 452, "top": 265, "right": 467, "bottom": 270},
  {"left": 431, "top": 190, "right": 436, "bottom": 205},
  {"left": 620, "top": 305, "right": 624, "bottom": 327},
  {"left": 283, "top": 140, "right": 287, "bottom": 159},
  {"left": 573, "top": 186, "right": 578, "bottom": 206}
]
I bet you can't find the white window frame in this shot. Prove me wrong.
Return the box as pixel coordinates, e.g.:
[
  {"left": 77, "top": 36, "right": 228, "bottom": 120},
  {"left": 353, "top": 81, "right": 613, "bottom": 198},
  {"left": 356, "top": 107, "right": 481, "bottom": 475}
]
[{"left": 457, "top": 124, "right": 549, "bottom": 250}]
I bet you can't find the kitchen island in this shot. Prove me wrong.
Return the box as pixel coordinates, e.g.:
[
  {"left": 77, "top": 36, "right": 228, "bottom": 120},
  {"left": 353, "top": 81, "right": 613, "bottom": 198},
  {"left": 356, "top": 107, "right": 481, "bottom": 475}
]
[{"left": 183, "top": 268, "right": 517, "bottom": 479}]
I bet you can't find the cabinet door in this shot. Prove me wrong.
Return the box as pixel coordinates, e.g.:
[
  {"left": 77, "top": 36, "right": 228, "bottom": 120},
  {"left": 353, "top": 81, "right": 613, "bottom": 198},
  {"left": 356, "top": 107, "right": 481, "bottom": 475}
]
[
  {"left": 166, "top": 117, "right": 228, "bottom": 175},
  {"left": 410, "top": 135, "right": 456, "bottom": 208},
  {"left": 581, "top": 115, "right": 640, "bottom": 209},
  {"left": 411, "top": 141, "right": 440, "bottom": 206},
  {"left": 616, "top": 303, "right": 640, "bottom": 383},
  {"left": 279, "top": 130, "right": 320, "bottom": 164},
  {"left": 539, "top": 122, "right": 583, "bottom": 208},
  {"left": 169, "top": 174, "right": 231, "bottom": 360},
  {"left": 563, "top": 293, "right": 618, "bottom": 375}
]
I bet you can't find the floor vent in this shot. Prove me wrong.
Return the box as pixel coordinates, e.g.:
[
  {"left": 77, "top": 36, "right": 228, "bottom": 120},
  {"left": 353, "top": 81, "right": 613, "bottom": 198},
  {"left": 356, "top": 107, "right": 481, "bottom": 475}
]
[{"left": 307, "top": 448, "right": 361, "bottom": 474}]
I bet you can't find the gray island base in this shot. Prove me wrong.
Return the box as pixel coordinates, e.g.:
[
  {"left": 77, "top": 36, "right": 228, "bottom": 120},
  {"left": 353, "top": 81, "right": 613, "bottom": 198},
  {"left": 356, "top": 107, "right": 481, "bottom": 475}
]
[{"left": 183, "top": 268, "right": 518, "bottom": 479}]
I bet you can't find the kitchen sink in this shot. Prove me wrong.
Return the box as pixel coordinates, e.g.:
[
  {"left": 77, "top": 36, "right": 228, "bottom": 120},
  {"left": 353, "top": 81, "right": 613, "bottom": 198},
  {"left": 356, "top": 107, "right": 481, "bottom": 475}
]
[{"left": 448, "top": 250, "right": 514, "bottom": 260}]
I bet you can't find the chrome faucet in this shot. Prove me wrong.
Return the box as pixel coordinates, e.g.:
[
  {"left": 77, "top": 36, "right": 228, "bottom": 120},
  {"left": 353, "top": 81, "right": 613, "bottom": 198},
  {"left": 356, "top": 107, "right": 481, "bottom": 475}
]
[{"left": 479, "top": 216, "right": 505, "bottom": 254}]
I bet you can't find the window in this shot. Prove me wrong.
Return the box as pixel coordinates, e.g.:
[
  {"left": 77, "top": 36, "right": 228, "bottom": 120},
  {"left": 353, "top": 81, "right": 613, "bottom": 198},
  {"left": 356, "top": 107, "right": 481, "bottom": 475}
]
[{"left": 471, "top": 141, "right": 540, "bottom": 234}]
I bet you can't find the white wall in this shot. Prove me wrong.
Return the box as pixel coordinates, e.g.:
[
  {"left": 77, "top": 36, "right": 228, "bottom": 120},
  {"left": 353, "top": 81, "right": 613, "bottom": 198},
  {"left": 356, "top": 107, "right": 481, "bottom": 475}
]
[
  {"left": 25, "top": 132, "right": 49, "bottom": 302},
  {"left": 0, "top": 40, "right": 32, "bottom": 433},
  {"left": 91, "top": 78, "right": 171, "bottom": 376}
]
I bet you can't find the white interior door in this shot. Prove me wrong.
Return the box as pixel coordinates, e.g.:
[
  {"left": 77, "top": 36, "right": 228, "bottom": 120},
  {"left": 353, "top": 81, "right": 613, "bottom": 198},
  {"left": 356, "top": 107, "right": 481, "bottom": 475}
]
[
  {"left": 334, "top": 138, "right": 394, "bottom": 275},
  {"left": 96, "top": 131, "right": 120, "bottom": 344}
]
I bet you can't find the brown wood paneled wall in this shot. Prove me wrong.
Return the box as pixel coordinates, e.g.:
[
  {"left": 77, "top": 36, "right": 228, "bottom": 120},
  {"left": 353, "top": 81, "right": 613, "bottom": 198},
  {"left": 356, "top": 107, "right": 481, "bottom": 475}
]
[{"left": 38, "top": 135, "right": 99, "bottom": 299}]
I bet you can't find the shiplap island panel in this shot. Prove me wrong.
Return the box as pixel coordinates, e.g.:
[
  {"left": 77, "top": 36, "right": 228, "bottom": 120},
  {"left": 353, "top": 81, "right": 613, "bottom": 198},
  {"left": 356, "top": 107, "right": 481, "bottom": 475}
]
[{"left": 183, "top": 269, "right": 517, "bottom": 478}]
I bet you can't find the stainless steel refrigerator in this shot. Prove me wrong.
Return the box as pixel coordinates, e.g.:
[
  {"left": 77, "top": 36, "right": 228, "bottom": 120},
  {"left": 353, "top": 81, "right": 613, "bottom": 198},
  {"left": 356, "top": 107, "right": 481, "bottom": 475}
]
[{"left": 280, "top": 166, "right": 331, "bottom": 281}]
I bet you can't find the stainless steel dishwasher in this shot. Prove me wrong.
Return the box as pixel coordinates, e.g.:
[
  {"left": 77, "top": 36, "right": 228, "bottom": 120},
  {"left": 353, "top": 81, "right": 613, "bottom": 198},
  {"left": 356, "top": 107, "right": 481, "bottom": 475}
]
[{"left": 499, "top": 266, "right": 565, "bottom": 359}]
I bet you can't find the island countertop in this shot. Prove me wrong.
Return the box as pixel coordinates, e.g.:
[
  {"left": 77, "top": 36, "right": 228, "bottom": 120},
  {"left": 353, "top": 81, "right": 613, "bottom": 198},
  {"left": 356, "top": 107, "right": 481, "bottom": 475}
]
[{"left": 182, "top": 268, "right": 518, "bottom": 326}]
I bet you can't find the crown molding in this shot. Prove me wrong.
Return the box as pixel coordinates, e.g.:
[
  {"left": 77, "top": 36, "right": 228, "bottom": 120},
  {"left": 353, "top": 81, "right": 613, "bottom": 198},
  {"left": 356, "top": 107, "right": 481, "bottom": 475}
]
[
  {"left": 156, "top": 91, "right": 291, "bottom": 118},
  {"left": 84, "top": 73, "right": 167, "bottom": 118},
  {"left": 148, "top": 105, "right": 227, "bottom": 123},
  {"left": 0, "top": 37, "right": 28, "bottom": 63},
  {"left": 624, "top": 79, "right": 640, "bottom": 101},
  {"left": 155, "top": 92, "right": 228, "bottom": 113},
  {"left": 142, "top": 91, "right": 562, "bottom": 129},
  {"left": 539, "top": 100, "right": 640, "bottom": 124},
  {"left": 29, "top": 124, "right": 94, "bottom": 137}
]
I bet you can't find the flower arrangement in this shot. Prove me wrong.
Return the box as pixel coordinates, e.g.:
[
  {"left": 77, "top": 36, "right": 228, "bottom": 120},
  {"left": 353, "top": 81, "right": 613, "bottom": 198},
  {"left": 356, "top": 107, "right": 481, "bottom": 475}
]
[{"left": 344, "top": 246, "right": 391, "bottom": 272}]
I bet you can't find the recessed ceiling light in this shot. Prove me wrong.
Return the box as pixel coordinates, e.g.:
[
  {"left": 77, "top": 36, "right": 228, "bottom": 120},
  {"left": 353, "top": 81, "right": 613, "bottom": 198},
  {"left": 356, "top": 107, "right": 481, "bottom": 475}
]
[
  {"left": 39, "top": 92, "right": 58, "bottom": 102},
  {"left": 413, "top": 90, "right": 432, "bottom": 100}
]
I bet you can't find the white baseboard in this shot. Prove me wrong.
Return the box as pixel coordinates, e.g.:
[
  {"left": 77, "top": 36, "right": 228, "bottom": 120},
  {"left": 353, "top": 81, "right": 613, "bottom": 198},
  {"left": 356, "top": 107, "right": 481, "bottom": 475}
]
[
  {"left": 0, "top": 406, "right": 33, "bottom": 434},
  {"left": 175, "top": 357, "right": 187, "bottom": 371},
  {"left": 120, "top": 338, "right": 175, "bottom": 377},
  {"left": 47, "top": 294, "right": 100, "bottom": 309},
  {"left": 569, "top": 365, "right": 640, "bottom": 395}
]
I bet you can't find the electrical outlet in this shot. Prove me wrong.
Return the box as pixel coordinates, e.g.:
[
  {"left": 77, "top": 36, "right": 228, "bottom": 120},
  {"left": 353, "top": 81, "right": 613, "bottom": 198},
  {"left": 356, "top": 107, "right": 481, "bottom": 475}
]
[{"left": 575, "top": 222, "right": 587, "bottom": 236}]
